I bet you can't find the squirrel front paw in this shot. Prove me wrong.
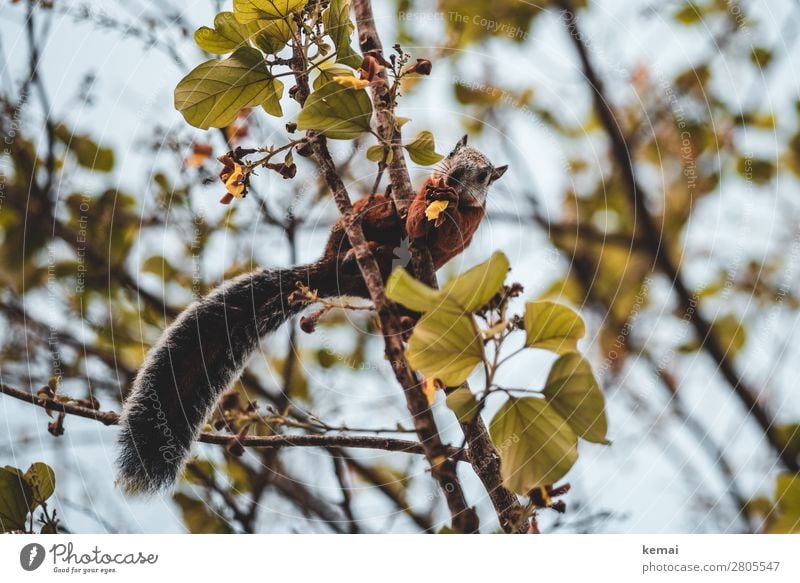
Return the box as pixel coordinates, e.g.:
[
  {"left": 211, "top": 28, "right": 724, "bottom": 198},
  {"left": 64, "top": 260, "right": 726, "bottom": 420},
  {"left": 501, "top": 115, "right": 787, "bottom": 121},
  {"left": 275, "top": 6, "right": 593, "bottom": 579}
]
[{"left": 424, "top": 180, "right": 459, "bottom": 205}]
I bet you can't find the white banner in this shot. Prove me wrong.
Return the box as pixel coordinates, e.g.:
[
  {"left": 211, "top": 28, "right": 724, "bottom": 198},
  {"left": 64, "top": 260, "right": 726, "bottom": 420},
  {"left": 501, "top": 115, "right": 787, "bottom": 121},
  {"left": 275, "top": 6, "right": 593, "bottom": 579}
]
[{"left": 1, "top": 535, "right": 798, "bottom": 581}]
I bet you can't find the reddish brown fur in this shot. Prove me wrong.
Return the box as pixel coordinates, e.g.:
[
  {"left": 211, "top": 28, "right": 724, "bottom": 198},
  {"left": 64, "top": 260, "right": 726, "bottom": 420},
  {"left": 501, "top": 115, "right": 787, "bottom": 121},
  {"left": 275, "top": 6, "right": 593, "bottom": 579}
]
[
  {"left": 323, "top": 178, "right": 485, "bottom": 276},
  {"left": 406, "top": 178, "right": 485, "bottom": 268}
]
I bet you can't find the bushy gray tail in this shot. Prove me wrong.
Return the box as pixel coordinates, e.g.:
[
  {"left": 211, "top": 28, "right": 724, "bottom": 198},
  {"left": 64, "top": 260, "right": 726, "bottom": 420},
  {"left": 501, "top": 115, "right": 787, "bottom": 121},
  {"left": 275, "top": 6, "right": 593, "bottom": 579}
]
[{"left": 116, "top": 264, "right": 329, "bottom": 494}]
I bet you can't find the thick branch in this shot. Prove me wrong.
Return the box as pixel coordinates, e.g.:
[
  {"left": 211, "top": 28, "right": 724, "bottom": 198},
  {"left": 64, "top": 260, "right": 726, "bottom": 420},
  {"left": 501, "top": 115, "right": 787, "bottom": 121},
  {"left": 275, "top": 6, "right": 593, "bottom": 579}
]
[
  {"left": 287, "top": 23, "right": 478, "bottom": 532},
  {"left": 351, "top": 0, "right": 524, "bottom": 532},
  {"left": 307, "top": 137, "right": 478, "bottom": 531},
  {"left": 352, "top": 0, "right": 416, "bottom": 214},
  {"left": 555, "top": 0, "right": 798, "bottom": 472}
]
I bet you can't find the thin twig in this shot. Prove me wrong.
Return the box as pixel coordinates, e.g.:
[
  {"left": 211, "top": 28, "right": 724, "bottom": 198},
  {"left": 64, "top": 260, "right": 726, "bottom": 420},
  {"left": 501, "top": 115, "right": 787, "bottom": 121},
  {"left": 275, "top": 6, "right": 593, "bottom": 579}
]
[{"left": 0, "top": 382, "right": 466, "bottom": 459}]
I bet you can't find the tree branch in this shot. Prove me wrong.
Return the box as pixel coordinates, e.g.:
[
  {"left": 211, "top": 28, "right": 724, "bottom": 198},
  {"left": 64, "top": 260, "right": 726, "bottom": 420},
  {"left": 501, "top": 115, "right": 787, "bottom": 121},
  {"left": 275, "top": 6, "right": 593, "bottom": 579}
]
[
  {"left": 268, "top": 464, "right": 349, "bottom": 533},
  {"left": 352, "top": 0, "right": 416, "bottom": 214},
  {"left": 351, "top": 0, "right": 524, "bottom": 533},
  {"left": 338, "top": 450, "right": 435, "bottom": 532},
  {"left": 287, "top": 20, "right": 479, "bottom": 532},
  {"left": 0, "top": 382, "right": 466, "bottom": 460}
]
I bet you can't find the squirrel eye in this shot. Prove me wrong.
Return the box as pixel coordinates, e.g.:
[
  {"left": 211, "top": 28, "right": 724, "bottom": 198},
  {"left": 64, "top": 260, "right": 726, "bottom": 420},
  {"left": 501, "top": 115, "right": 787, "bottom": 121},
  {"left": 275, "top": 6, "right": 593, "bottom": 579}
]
[
  {"left": 448, "top": 167, "right": 465, "bottom": 185},
  {"left": 477, "top": 169, "right": 489, "bottom": 182}
]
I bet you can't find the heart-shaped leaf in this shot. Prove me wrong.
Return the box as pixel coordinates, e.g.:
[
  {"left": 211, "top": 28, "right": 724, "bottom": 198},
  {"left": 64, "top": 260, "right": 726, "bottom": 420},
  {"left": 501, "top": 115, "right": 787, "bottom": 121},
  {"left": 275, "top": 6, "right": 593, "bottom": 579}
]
[
  {"left": 24, "top": 463, "right": 56, "bottom": 509},
  {"left": 296, "top": 81, "right": 373, "bottom": 139},
  {"left": 489, "top": 397, "right": 578, "bottom": 494},
  {"left": 386, "top": 267, "right": 459, "bottom": 314},
  {"left": 251, "top": 18, "right": 294, "bottom": 54},
  {"left": 446, "top": 387, "right": 480, "bottom": 423},
  {"left": 543, "top": 353, "right": 608, "bottom": 443},
  {"left": 442, "top": 251, "right": 509, "bottom": 312},
  {"left": 233, "top": 0, "right": 308, "bottom": 23},
  {"left": 366, "top": 144, "right": 393, "bottom": 163},
  {"left": 404, "top": 130, "right": 444, "bottom": 166},
  {"left": 406, "top": 310, "right": 484, "bottom": 387},
  {"left": 322, "top": 0, "right": 362, "bottom": 68},
  {"left": 524, "top": 301, "right": 585, "bottom": 354},
  {"left": 194, "top": 12, "right": 250, "bottom": 54},
  {"left": 261, "top": 78, "right": 284, "bottom": 117},
  {"left": 175, "top": 47, "right": 280, "bottom": 129},
  {"left": 0, "top": 467, "right": 32, "bottom": 533}
]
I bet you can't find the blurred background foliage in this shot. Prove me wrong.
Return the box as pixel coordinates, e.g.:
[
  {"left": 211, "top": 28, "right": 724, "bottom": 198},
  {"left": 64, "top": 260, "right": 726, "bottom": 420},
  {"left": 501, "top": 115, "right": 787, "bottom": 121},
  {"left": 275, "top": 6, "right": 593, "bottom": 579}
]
[{"left": 0, "top": 0, "right": 799, "bottom": 533}]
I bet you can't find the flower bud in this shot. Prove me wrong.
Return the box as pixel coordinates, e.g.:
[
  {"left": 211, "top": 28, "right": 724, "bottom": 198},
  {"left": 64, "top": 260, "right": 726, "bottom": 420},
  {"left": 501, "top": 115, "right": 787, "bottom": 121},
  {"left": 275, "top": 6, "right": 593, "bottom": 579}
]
[{"left": 408, "top": 58, "right": 432, "bottom": 76}]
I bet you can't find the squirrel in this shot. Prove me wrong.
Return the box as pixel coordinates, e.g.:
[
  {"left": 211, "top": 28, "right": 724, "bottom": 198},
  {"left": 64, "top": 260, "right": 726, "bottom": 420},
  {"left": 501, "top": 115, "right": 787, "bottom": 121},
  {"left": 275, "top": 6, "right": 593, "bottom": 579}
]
[{"left": 116, "top": 135, "right": 507, "bottom": 494}]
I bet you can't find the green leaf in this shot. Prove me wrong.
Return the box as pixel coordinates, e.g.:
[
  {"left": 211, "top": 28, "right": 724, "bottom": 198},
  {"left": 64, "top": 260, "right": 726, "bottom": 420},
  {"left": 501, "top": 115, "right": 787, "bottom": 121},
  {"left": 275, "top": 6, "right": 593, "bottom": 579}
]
[
  {"left": 0, "top": 467, "right": 32, "bottom": 533},
  {"left": 174, "top": 47, "right": 277, "bottom": 129},
  {"left": 674, "top": 2, "right": 701, "bottom": 25},
  {"left": 524, "top": 301, "right": 585, "bottom": 354},
  {"left": 260, "top": 77, "right": 284, "bottom": 117},
  {"left": 366, "top": 144, "right": 392, "bottom": 163},
  {"left": 775, "top": 473, "right": 800, "bottom": 515},
  {"left": 386, "top": 267, "right": 459, "bottom": 314},
  {"left": 182, "top": 461, "right": 216, "bottom": 487},
  {"left": 542, "top": 353, "right": 608, "bottom": 443},
  {"left": 296, "top": 81, "right": 373, "bottom": 139},
  {"left": 714, "top": 314, "right": 747, "bottom": 357},
  {"left": 489, "top": 397, "right": 578, "bottom": 494},
  {"left": 442, "top": 251, "right": 509, "bottom": 312},
  {"left": 446, "top": 387, "right": 480, "bottom": 423},
  {"left": 767, "top": 514, "right": 800, "bottom": 534},
  {"left": 225, "top": 457, "right": 255, "bottom": 493},
  {"left": 251, "top": 18, "right": 294, "bottom": 54},
  {"left": 233, "top": 0, "right": 308, "bottom": 23},
  {"left": 678, "top": 314, "right": 746, "bottom": 356},
  {"left": 769, "top": 474, "right": 800, "bottom": 533},
  {"left": 141, "top": 255, "right": 178, "bottom": 281},
  {"left": 312, "top": 64, "right": 355, "bottom": 90},
  {"left": 737, "top": 157, "right": 775, "bottom": 185},
  {"left": 54, "top": 125, "right": 114, "bottom": 172},
  {"left": 388, "top": 253, "right": 509, "bottom": 315},
  {"left": 406, "top": 311, "right": 483, "bottom": 386},
  {"left": 404, "top": 130, "right": 444, "bottom": 166},
  {"left": 750, "top": 47, "right": 773, "bottom": 68},
  {"left": 777, "top": 424, "right": 800, "bottom": 461},
  {"left": 194, "top": 12, "right": 250, "bottom": 54},
  {"left": 322, "top": 0, "right": 362, "bottom": 68},
  {"left": 24, "top": 463, "right": 55, "bottom": 509},
  {"left": 173, "top": 492, "right": 233, "bottom": 534}
]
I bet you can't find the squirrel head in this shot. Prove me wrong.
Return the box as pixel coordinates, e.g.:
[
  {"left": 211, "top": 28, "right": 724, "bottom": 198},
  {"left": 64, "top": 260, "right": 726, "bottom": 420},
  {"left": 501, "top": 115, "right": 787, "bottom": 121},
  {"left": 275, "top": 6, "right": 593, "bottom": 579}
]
[{"left": 433, "top": 135, "right": 508, "bottom": 206}]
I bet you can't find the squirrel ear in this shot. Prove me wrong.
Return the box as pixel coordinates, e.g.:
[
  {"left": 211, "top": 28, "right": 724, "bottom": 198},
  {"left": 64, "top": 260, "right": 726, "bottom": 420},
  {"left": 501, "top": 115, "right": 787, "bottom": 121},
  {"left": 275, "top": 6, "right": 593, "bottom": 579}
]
[
  {"left": 490, "top": 164, "right": 508, "bottom": 183},
  {"left": 449, "top": 135, "right": 468, "bottom": 155}
]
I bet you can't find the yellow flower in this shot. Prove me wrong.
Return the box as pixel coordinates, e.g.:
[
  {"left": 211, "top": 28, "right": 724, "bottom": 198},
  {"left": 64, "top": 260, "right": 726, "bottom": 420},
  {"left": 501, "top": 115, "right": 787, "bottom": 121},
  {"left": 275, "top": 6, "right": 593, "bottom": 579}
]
[
  {"left": 422, "top": 377, "right": 443, "bottom": 406},
  {"left": 224, "top": 163, "right": 246, "bottom": 198},
  {"left": 332, "top": 75, "right": 370, "bottom": 90},
  {"left": 425, "top": 200, "right": 449, "bottom": 222}
]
